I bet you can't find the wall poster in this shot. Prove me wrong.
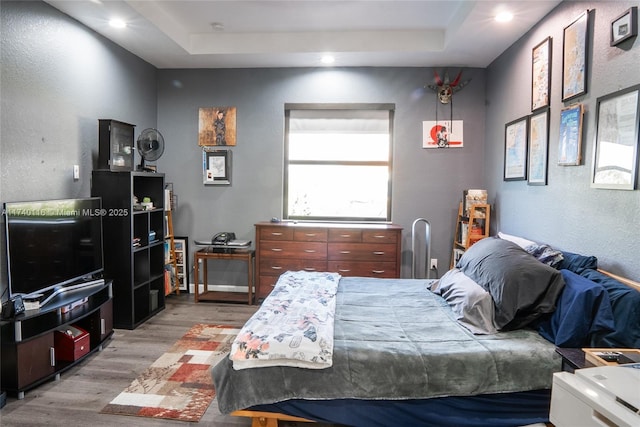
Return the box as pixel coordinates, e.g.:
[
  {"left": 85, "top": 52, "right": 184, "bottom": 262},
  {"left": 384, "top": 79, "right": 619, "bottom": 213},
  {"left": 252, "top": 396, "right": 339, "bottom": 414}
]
[{"left": 422, "top": 120, "right": 464, "bottom": 148}]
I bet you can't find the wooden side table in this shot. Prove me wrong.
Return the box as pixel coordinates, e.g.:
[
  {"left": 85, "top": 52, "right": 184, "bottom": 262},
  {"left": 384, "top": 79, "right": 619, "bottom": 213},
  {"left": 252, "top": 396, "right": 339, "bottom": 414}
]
[{"left": 194, "top": 246, "right": 255, "bottom": 304}]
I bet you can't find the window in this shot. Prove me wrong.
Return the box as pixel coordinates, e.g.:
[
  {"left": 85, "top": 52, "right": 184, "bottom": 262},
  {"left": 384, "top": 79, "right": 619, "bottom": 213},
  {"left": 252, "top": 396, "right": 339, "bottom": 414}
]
[{"left": 284, "top": 103, "right": 394, "bottom": 222}]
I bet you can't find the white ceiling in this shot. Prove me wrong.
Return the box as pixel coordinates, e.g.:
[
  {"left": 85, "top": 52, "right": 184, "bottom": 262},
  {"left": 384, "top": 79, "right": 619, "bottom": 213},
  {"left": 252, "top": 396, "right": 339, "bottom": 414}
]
[{"left": 45, "top": 0, "right": 562, "bottom": 69}]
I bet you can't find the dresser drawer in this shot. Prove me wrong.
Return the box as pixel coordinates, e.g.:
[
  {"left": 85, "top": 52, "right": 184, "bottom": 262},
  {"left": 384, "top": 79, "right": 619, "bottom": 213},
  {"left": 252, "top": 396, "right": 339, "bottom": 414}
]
[
  {"left": 363, "top": 229, "right": 398, "bottom": 243},
  {"left": 258, "top": 275, "right": 279, "bottom": 299},
  {"left": 260, "top": 258, "right": 327, "bottom": 276},
  {"left": 328, "top": 228, "right": 362, "bottom": 242},
  {"left": 328, "top": 243, "right": 397, "bottom": 261},
  {"left": 328, "top": 261, "right": 397, "bottom": 277},
  {"left": 293, "top": 228, "right": 327, "bottom": 242},
  {"left": 260, "top": 241, "right": 327, "bottom": 259},
  {"left": 258, "top": 226, "right": 294, "bottom": 241}
]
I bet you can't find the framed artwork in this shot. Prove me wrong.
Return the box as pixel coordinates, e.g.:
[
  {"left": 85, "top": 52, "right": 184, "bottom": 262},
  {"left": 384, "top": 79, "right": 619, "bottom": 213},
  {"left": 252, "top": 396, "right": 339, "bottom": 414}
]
[
  {"left": 558, "top": 104, "right": 584, "bottom": 166},
  {"left": 562, "top": 11, "right": 589, "bottom": 102},
  {"left": 528, "top": 108, "right": 550, "bottom": 185},
  {"left": 198, "top": 107, "right": 237, "bottom": 146},
  {"left": 422, "top": 120, "right": 464, "bottom": 148},
  {"left": 203, "top": 148, "right": 231, "bottom": 185},
  {"left": 591, "top": 84, "right": 640, "bottom": 190},
  {"left": 531, "top": 37, "right": 551, "bottom": 111},
  {"left": 504, "top": 116, "right": 529, "bottom": 181},
  {"left": 611, "top": 6, "right": 638, "bottom": 46},
  {"left": 173, "top": 236, "right": 189, "bottom": 292}
]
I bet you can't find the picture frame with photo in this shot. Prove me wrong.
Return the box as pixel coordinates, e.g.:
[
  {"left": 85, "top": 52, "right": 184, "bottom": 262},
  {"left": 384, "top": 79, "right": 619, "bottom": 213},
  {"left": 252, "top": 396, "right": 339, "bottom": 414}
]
[
  {"left": 528, "top": 108, "right": 550, "bottom": 186},
  {"left": 203, "top": 148, "right": 231, "bottom": 185},
  {"left": 611, "top": 6, "right": 638, "bottom": 46},
  {"left": 531, "top": 37, "right": 552, "bottom": 111},
  {"left": 558, "top": 104, "right": 584, "bottom": 166},
  {"left": 504, "top": 116, "right": 529, "bottom": 181},
  {"left": 562, "top": 10, "right": 589, "bottom": 102},
  {"left": 591, "top": 85, "right": 640, "bottom": 190}
]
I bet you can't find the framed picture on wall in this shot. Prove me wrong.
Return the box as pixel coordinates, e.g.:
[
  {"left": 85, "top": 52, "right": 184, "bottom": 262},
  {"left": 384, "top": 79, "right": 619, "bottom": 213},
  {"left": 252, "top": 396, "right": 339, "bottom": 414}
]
[
  {"left": 591, "top": 84, "right": 640, "bottom": 190},
  {"left": 528, "top": 108, "right": 550, "bottom": 185},
  {"left": 562, "top": 10, "right": 589, "bottom": 102},
  {"left": 203, "top": 148, "right": 231, "bottom": 185},
  {"left": 198, "top": 107, "right": 237, "bottom": 146},
  {"left": 504, "top": 116, "right": 529, "bottom": 181},
  {"left": 611, "top": 6, "right": 638, "bottom": 46},
  {"left": 531, "top": 37, "right": 551, "bottom": 111},
  {"left": 558, "top": 104, "right": 584, "bottom": 166}
]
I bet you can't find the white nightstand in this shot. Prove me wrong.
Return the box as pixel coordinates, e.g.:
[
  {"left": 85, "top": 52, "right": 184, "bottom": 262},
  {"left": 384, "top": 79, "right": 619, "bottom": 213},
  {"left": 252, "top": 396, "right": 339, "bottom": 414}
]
[{"left": 550, "top": 365, "right": 640, "bottom": 427}]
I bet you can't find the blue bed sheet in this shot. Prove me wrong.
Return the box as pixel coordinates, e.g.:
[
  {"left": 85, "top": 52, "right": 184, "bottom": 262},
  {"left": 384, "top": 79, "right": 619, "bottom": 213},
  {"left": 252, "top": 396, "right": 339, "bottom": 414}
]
[
  {"left": 250, "top": 389, "right": 552, "bottom": 427},
  {"left": 535, "top": 269, "right": 615, "bottom": 347},
  {"left": 580, "top": 268, "right": 640, "bottom": 348}
]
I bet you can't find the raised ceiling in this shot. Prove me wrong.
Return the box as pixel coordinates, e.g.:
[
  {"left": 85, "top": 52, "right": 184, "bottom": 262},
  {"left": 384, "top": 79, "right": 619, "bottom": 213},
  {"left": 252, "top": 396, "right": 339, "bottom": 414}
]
[{"left": 45, "top": 0, "right": 562, "bottom": 69}]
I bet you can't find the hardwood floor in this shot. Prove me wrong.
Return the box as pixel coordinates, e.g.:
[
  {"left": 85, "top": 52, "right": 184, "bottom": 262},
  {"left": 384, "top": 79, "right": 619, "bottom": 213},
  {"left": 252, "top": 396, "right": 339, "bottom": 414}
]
[{"left": 0, "top": 294, "right": 259, "bottom": 427}]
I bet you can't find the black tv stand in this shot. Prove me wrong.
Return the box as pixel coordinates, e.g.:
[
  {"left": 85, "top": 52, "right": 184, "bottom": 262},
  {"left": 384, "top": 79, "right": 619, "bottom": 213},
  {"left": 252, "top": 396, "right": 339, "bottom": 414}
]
[{"left": 0, "top": 281, "right": 113, "bottom": 399}]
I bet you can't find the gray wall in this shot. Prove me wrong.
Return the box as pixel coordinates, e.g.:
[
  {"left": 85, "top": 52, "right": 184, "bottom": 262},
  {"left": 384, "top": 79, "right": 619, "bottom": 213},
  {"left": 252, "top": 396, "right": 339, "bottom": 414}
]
[
  {"left": 156, "top": 68, "right": 487, "bottom": 278},
  {"left": 0, "top": 1, "right": 157, "bottom": 297},
  {"left": 485, "top": 1, "right": 640, "bottom": 279}
]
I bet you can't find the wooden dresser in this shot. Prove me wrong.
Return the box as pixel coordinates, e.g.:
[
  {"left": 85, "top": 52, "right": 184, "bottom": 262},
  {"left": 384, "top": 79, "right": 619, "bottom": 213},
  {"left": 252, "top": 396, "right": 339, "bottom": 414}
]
[{"left": 255, "top": 222, "right": 402, "bottom": 300}]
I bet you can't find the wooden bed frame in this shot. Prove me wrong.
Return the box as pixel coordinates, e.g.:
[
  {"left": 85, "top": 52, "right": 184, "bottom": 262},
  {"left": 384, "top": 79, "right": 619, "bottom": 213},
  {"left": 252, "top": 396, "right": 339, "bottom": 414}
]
[
  {"left": 231, "top": 409, "right": 314, "bottom": 426},
  {"left": 230, "top": 269, "right": 640, "bottom": 427}
]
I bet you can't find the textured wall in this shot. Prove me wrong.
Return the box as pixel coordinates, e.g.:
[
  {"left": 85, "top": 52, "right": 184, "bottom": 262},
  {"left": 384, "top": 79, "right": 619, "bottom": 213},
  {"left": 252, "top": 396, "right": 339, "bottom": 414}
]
[
  {"left": 0, "top": 1, "right": 157, "bottom": 297},
  {"left": 156, "top": 67, "right": 487, "bottom": 277},
  {"left": 485, "top": 1, "right": 640, "bottom": 279}
]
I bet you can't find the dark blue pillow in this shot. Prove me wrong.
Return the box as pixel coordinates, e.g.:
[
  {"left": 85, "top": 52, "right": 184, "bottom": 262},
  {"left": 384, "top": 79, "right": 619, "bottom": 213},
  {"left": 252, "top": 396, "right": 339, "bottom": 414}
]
[
  {"left": 556, "top": 251, "right": 597, "bottom": 273},
  {"left": 580, "top": 269, "right": 640, "bottom": 348},
  {"left": 536, "top": 270, "right": 614, "bottom": 347}
]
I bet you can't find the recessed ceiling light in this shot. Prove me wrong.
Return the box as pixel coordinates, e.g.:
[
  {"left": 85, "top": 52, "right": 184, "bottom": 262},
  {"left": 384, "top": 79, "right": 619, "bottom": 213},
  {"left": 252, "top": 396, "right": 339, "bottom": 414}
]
[
  {"left": 321, "top": 55, "right": 335, "bottom": 64},
  {"left": 109, "top": 18, "right": 127, "bottom": 29},
  {"left": 495, "top": 12, "right": 513, "bottom": 23}
]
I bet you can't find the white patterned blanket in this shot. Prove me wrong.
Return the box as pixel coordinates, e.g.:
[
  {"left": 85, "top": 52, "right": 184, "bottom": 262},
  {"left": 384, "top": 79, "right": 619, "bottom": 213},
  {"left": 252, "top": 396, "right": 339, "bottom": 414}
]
[{"left": 230, "top": 271, "right": 341, "bottom": 370}]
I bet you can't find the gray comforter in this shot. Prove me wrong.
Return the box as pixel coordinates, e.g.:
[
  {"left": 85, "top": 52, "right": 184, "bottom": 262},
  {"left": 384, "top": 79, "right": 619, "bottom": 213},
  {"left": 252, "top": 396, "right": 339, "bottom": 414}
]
[{"left": 212, "top": 277, "right": 561, "bottom": 414}]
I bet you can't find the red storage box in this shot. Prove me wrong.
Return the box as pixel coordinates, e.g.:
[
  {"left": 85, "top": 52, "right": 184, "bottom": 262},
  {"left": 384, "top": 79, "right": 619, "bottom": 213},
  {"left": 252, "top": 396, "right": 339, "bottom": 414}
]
[{"left": 54, "top": 325, "right": 90, "bottom": 362}]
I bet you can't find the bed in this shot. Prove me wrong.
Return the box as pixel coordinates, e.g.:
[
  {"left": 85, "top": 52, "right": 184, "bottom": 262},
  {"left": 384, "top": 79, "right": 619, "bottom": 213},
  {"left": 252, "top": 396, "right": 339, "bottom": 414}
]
[{"left": 212, "top": 236, "right": 640, "bottom": 427}]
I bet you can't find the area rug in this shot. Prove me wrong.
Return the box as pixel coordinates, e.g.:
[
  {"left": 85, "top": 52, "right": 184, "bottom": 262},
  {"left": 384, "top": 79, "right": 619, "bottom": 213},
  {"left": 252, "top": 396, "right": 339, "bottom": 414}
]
[{"left": 101, "top": 324, "right": 239, "bottom": 422}]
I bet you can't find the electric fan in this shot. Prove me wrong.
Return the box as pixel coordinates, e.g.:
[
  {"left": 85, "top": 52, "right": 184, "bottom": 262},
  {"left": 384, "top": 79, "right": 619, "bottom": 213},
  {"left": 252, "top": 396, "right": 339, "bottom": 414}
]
[{"left": 136, "top": 128, "right": 165, "bottom": 171}]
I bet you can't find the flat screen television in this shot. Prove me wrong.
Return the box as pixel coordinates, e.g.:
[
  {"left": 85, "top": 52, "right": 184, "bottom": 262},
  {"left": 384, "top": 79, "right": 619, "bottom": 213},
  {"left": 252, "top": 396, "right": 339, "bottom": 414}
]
[{"left": 3, "top": 197, "right": 104, "bottom": 304}]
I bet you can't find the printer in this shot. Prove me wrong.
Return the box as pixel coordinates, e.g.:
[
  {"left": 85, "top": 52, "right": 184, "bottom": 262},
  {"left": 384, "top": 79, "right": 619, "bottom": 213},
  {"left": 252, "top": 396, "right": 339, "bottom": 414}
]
[{"left": 550, "top": 364, "right": 640, "bottom": 427}]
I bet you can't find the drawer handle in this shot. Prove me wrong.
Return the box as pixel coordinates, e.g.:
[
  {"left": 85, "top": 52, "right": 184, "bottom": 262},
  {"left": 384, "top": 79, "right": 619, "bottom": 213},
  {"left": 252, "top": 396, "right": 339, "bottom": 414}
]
[
  {"left": 373, "top": 251, "right": 385, "bottom": 255},
  {"left": 372, "top": 270, "right": 385, "bottom": 274},
  {"left": 340, "top": 234, "right": 351, "bottom": 238},
  {"left": 338, "top": 269, "right": 351, "bottom": 272},
  {"left": 270, "top": 266, "right": 283, "bottom": 270},
  {"left": 271, "top": 248, "right": 283, "bottom": 252},
  {"left": 271, "top": 232, "right": 283, "bottom": 236},
  {"left": 101, "top": 318, "right": 106, "bottom": 335},
  {"left": 305, "top": 233, "right": 317, "bottom": 237},
  {"left": 50, "top": 347, "right": 56, "bottom": 366},
  {"left": 304, "top": 249, "right": 316, "bottom": 253},
  {"left": 303, "top": 267, "right": 317, "bottom": 271},
  {"left": 340, "top": 250, "right": 351, "bottom": 254},
  {"left": 373, "top": 235, "right": 386, "bottom": 239}
]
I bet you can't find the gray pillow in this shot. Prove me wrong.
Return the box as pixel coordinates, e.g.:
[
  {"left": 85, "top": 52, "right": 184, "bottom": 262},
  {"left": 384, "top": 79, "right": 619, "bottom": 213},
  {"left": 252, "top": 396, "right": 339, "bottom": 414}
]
[
  {"left": 432, "top": 268, "right": 497, "bottom": 334},
  {"left": 457, "top": 237, "right": 565, "bottom": 330}
]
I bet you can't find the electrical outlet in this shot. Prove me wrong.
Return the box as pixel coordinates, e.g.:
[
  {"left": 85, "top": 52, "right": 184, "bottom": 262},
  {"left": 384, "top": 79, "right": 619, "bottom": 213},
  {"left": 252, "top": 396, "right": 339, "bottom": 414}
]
[{"left": 430, "top": 258, "right": 438, "bottom": 270}]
